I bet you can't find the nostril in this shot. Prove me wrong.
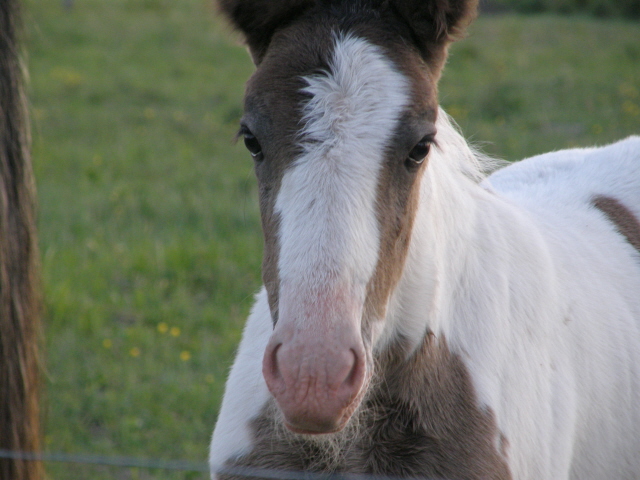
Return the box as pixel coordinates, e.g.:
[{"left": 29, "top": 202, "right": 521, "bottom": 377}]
[
  {"left": 263, "top": 341, "right": 283, "bottom": 393},
  {"left": 336, "top": 348, "right": 365, "bottom": 401},
  {"left": 269, "top": 343, "right": 281, "bottom": 379},
  {"left": 344, "top": 349, "right": 360, "bottom": 387}
]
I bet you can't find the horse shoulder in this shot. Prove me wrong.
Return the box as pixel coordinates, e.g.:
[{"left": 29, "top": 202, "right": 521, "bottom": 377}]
[
  {"left": 480, "top": 138, "right": 640, "bottom": 479},
  {"left": 444, "top": 193, "right": 573, "bottom": 478}
]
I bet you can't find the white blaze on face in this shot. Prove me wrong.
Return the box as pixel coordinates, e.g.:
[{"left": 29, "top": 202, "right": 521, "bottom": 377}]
[
  {"left": 275, "top": 34, "right": 410, "bottom": 310},
  {"left": 264, "top": 34, "right": 411, "bottom": 434}
]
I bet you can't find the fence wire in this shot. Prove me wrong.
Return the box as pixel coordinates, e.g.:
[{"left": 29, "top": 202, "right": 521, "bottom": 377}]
[
  {"left": 216, "top": 465, "right": 448, "bottom": 480},
  {"left": 0, "top": 450, "right": 450, "bottom": 480},
  {"left": 0, "top": 449, "right": 207, "bottom": 472}
]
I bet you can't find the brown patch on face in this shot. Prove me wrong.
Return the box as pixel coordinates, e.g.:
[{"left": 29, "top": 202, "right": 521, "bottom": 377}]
[
  {"left": 260, "top": 198, "right": 281, "bottom": 324},
  {"left": 363, "top": 147, "right": 426, "bottom": 326},
  {"left": 243, "top": 19, "right": 336, "bottom": 323},
  {"left": 361, "top": 39, "right": 439, "bottom": 329},
  {"left": 220, "top": 333, "right": 511, "bottom": 480},
  {"left": 593, "top": 195, "right": 640, "bottom": 254}
]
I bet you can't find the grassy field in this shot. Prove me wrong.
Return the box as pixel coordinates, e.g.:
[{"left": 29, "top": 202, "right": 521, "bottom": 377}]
[{"left": 24, "top": 0, "right": 639, "bottom": 478}]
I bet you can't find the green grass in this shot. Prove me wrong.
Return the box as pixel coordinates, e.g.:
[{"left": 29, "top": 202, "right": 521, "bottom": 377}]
[
  {"left": 24, "top": 0, "right": 639, "bottom": 478},
  {"left": 441, "top": 15, "right": 640, "bottom": 159},
  {"left": 27, "top": 0, "right": 260, "bottom": 476},
  {"left": 482, "top": 0, "right": 640, "bottom": 18}
]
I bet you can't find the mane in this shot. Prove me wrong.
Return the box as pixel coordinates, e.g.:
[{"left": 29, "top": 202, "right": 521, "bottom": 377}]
[{"left": 434, "top": 107, "right": 506, "bottom": 183}]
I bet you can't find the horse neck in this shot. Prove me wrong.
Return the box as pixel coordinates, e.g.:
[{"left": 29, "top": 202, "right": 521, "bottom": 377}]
[{"left": 380, "top": 111, "right": 502, "bottom": 354}]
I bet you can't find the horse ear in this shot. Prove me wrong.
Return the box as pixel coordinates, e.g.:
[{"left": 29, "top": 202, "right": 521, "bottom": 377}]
[
  {"left": 391, "top": 0, "right": 478, "bottom": 50},
  {"left": 217, "top": 0, "right": 315, "bottom": 64}
]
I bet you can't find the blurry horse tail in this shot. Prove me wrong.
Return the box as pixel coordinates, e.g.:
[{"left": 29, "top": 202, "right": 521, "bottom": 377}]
[{"left": 0, "top": 1, "right": 43, "bottom": 479}]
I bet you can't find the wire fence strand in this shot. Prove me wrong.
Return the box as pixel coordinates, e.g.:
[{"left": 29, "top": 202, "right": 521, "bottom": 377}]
[
  {"left": 216, "top": 465, "right": 449, "bottom": 480},
  {"left": 0, "top": 449, "right": 208, "bottom": 472},
  {"left": 0, "top": 450, "right": 452, "bottom": 480}
]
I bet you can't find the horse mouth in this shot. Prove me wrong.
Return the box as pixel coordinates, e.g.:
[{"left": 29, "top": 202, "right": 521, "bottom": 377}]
[
  {"left": 277, "top": 371, "right": 370, "bottom": 436},
  {"left": 284, "top": 419, "right": 345, "bottom": 435}
]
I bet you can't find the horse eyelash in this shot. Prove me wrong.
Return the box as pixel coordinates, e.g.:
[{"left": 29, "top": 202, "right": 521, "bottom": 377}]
[{"left": 234, "top": 125, "right": 249, "bottom": 143}]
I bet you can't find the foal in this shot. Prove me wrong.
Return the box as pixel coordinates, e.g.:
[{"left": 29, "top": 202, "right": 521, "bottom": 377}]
[{"left": 210, "top": 0, "right": 640, "bottom": 479}]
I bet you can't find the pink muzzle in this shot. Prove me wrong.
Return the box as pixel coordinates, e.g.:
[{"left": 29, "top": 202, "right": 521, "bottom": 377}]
[{"left": 262, "top": 284, "right": 369, "bottom": 434}]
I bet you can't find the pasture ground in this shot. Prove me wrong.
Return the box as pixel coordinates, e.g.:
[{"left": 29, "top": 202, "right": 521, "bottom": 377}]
[{"left": 25, "top": 0, "right": 639, "bottom": 477}]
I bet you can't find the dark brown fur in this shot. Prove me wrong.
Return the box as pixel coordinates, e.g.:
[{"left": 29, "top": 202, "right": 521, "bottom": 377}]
[
  {"left": 0, "top": 1, "right": 43, "bottom": 479},
  {"left": 220, "top": 0, "right": 478, "bottom": 66},
  {"left": 592, "top": 195, "right": 640, "bottom": 255},
  {"left": 222, "top": 334, "right": 511, "bottom": 480}
]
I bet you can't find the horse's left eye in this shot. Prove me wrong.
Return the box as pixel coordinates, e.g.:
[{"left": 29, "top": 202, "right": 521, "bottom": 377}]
[{"left": 406, "top": 135, "right": 433, "bottom": 167}]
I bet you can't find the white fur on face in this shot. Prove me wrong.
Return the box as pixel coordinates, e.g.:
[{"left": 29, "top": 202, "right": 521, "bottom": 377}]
[{"left": 274, "top": 34, "right": 410, "bottom": 313}]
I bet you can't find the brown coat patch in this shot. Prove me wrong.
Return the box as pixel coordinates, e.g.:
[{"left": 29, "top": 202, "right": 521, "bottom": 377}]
[
  {"left": 221, "top": 334, "right": 511, "bottom": 480},
  {"left": 593, "top": 195, "right": 640, "bottom": 255}
]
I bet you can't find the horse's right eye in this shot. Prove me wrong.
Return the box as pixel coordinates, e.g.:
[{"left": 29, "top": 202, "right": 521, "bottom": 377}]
[
  {"left": 241, "top": 127, "right": 264, "bottom": 161},
  {"left": 405, "top": 134, "right": 434, "bottom": 169}
]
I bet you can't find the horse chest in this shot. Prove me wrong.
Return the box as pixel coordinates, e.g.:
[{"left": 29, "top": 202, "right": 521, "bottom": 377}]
[{"left": 223, "top": 338, "right": 511, "bottom": 480}]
